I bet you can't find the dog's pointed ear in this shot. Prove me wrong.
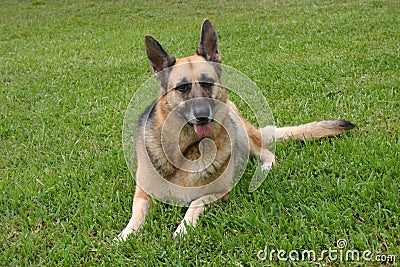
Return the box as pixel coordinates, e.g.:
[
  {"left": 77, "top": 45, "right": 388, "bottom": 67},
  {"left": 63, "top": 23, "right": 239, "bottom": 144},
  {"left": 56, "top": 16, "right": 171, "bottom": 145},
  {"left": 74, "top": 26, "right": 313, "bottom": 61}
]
[
  {"left": 145, "top": 35, "right": 176, "bottom": 73},
  {"left": 196, "top": 19, "right": 221, "bottom": 63}
]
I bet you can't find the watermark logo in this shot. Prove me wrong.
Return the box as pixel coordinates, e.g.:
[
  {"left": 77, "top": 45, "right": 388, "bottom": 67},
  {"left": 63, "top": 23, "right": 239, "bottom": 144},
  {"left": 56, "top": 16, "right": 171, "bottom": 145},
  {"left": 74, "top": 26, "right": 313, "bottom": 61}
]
[{"left": 257, "top": 239, "right": 396, "bottom": 264}]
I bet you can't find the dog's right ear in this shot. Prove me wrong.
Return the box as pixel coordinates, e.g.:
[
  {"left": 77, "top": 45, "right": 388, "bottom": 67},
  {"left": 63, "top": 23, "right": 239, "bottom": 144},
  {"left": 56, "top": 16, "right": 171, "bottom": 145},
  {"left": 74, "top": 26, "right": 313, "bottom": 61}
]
[
  {"left": 197, "top": 19, "right": 221, "bottom": 63},
  {"left": 145, "top": 35, "right": 176, "bottom": 73}
]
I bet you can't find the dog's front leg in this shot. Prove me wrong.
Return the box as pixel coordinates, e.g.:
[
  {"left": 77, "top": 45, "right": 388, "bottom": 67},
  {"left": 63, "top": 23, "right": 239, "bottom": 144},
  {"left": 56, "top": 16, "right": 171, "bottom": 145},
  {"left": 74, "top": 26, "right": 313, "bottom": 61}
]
[
  {"left": 116, "top": 185, "right": 151, "bottom": 242},
  {"left": 173, "top": 191, "right": 228, "bottom": 239}
]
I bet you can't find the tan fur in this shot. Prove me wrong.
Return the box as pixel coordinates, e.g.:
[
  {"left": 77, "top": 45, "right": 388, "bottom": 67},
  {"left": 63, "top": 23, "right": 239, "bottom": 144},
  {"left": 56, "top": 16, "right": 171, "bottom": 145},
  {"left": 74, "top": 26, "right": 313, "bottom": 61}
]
[
  {"left": 115, "top": 19, "right": 354, "bottom": 241},
  {"left": 275, "top": 120, "right": 355, "bottom": 141}
]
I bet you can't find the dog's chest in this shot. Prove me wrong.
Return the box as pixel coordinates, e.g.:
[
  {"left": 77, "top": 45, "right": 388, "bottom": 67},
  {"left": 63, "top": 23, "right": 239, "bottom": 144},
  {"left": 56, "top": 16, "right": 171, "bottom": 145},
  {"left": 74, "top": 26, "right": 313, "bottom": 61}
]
[{"left": 145, "top": 123, "right": 232, "bottom": 187}]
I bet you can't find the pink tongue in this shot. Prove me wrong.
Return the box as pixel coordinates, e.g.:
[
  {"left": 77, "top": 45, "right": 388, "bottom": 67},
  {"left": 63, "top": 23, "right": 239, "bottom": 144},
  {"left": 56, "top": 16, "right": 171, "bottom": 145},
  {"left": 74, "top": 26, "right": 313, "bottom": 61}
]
[{"left": 194, "top": 123, "right": 212, "bottom": 138}]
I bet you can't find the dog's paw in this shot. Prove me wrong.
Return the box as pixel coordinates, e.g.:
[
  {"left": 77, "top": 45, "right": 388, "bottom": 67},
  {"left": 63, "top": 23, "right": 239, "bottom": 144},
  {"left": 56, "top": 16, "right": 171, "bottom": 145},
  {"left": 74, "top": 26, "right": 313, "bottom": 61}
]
[
  {"left": 259, "top": 149, "right": 275, "bottom": 171},
  {"left": 261, "top": 161, "right": 273, "bottom": 171},
  {"left": 172, "top": 222, "right": 188, "bottom": 239},
  {"left": 113, "top": 227, "right": 133, "bottom": 243}
]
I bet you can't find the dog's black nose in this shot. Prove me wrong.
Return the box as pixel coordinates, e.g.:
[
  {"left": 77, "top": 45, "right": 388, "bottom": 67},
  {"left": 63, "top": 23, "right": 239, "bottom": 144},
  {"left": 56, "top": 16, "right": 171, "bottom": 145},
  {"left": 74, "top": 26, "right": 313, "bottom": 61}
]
[{"left": 192, "top": 100, "right": 212, "bottom": 124}]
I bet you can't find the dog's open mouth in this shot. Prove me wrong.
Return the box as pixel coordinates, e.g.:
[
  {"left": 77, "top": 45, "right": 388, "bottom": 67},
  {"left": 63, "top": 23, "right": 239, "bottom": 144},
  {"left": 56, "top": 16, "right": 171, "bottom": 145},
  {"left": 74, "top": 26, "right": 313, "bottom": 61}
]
[
  {"left": 188, "top": 119, "right": 213, "bottom": 138},
  {"left": 193, "top": 122, "right": 212, "bottom": 138}
]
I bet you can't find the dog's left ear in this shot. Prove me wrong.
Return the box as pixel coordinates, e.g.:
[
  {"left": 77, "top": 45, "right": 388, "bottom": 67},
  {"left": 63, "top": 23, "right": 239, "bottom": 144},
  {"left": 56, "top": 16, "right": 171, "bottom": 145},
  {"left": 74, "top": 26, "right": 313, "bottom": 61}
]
[{"left": 196, "top": 19, "right": 221, "bottom": 63}]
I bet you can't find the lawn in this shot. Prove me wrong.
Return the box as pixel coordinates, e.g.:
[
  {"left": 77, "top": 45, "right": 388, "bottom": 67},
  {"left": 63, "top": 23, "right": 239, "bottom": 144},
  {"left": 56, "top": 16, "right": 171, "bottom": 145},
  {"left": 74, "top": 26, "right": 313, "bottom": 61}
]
[{"left": 1, "top": 0, "right": 399, "bottom": 266}]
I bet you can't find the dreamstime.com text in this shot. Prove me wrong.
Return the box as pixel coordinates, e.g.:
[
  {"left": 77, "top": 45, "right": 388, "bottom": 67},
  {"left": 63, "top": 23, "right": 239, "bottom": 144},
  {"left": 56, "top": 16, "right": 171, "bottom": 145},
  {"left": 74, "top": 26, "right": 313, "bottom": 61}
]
[{"left": 257, "top": 239, "right": 396, "bottom": 264}]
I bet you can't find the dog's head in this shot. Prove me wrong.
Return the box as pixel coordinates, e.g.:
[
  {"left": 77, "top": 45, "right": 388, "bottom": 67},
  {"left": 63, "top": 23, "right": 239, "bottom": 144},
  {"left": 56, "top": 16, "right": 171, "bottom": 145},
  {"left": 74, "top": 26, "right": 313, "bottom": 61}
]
[{"left": 145, "top": 19, "right": 228, "bottom": 138}]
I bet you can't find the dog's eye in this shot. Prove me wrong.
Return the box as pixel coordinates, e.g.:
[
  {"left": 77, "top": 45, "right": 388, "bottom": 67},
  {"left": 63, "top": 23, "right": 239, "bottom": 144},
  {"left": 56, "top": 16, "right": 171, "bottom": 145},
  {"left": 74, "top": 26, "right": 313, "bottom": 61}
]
[
  {"left": 200, "top": 82, "right": 213, "bottom": 90},
  {"left": 175, "top": 84, "right": 191, "bottom": 93}
]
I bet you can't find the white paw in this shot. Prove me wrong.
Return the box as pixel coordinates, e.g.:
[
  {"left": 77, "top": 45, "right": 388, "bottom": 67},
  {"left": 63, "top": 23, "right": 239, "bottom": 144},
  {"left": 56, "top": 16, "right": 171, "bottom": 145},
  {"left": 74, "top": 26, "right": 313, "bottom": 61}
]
[
  {"left": 261, "top": 162, "right": 273, "bottom": 171},
  {"left": 113, "top": 227, "right": 133, "bottom": 243},
  {"left": 172, "top": 221, "right": 188, "bottom": 239}
]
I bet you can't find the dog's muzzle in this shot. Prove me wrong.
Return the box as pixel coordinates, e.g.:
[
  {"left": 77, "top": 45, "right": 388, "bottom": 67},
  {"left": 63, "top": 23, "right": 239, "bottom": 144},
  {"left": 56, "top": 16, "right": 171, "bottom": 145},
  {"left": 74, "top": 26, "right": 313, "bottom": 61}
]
[{"left": 184, "top": 98, "right": 215, "bottom": 138}]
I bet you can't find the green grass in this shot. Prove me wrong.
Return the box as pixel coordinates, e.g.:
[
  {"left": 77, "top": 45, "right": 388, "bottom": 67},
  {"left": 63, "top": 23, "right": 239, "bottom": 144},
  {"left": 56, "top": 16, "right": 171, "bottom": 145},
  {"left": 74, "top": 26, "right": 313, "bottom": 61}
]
[{"left": 1, "top": 0, "right": 399, "bottom": 266}]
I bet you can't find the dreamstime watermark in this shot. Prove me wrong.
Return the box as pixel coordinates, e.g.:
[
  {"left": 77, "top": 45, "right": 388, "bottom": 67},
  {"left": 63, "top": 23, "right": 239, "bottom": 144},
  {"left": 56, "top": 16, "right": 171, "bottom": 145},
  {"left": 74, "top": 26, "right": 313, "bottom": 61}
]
[{"left": 257, "top": 239, "right": 396, "bottom": 264}]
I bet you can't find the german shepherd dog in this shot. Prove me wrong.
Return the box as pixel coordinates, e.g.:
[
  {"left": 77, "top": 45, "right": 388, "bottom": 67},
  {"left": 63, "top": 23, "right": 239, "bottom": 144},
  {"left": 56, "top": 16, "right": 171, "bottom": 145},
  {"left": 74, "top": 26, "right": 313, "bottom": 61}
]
[{"left": 116, "top": 19, "right": 355, "bottom": 241}]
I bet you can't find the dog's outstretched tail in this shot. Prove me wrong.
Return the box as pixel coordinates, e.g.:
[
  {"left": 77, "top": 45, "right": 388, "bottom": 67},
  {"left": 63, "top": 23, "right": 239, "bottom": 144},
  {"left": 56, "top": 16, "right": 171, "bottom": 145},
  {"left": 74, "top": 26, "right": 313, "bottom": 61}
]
[{"left": 274, "top": 120, "right": 355, "bottom": 142}]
